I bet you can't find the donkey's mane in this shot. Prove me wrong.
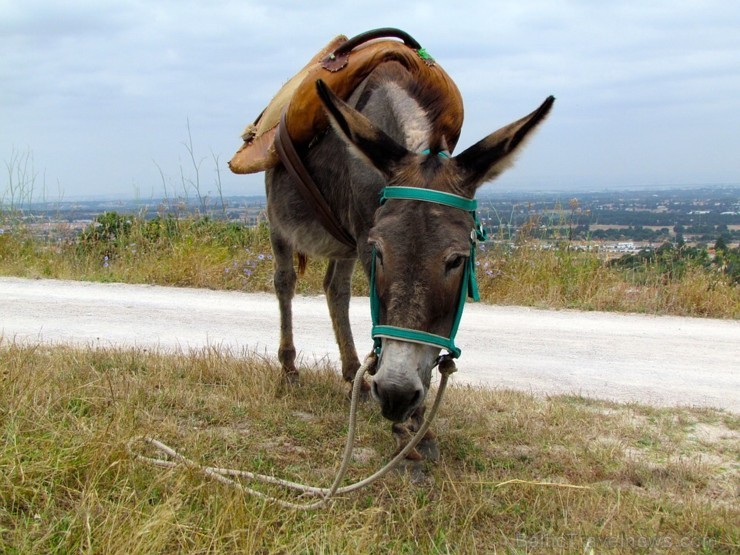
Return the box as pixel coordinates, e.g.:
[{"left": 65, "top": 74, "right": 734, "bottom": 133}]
[
  {"left": 382, "top": 81, "right": 431, "bottom": 152},
  {"left": 354, "top": 62, "right": 454, "bottom": 153}
]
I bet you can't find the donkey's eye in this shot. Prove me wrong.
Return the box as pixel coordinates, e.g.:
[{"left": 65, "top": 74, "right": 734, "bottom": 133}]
[
  {"left": 445, "top": 255, "right": 465, "bottom": 272},
  {"left": 375, "top": 250, "right": 384, "bottom": 266}
]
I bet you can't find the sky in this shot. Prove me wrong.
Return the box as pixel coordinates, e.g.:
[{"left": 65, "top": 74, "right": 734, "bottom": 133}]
[{"left": 1, "top": 0, "right": 739, "bottom": 202}]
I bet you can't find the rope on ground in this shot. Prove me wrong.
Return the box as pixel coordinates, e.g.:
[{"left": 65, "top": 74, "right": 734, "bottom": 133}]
[{"left": 127, "top": 352, "right": 456, "bottom": 510}]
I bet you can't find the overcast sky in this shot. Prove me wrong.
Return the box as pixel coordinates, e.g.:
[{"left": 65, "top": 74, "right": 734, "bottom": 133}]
[{"left": 1, "top": 0, "right": 739, "bottom": 202}]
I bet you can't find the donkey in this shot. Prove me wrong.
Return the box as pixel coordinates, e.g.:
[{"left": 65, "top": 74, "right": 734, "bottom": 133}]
[{"left": 266, "top": 61, "right": 553, "bottom": 436}]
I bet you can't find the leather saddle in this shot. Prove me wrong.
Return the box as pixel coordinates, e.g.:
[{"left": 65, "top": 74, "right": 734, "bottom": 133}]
[{"left": 228, "top": 28, "right": 464, "bottom": 174}]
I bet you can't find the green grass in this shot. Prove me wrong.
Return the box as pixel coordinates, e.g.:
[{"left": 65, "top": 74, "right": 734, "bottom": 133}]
[
  {"left": 1, "top": 342, "right": 737, "bottom": 553},
  {"left": 1, "top": 212, "right": 738, "bottom": 318}
]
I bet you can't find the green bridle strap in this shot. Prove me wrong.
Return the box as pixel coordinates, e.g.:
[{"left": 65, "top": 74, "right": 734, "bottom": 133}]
[
  {"left": 381, "top": 187, "right": 476, "bottom": 211},
  {"left": 372, "top": 326, "right": 462, "bottom": 357},
  {"left": 370, "top": 186, "right": 487, "bottom": 359}
]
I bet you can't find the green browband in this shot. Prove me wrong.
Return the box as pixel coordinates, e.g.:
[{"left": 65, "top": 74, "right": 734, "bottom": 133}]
[
  {"left": 380, "top": 186, "right": 475, "bottom": 210},
  {"left": 370, "top": 186, "right": 487, "bottom": 360}
]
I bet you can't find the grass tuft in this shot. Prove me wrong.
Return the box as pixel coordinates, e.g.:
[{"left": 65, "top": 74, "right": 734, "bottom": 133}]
[{"left": 1, "top": 342, "right": 737, "bottom": 553}]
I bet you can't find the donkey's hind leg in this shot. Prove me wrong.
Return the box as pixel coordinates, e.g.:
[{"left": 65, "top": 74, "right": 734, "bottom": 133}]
[
  {"left": 323, "top": 259, "right": 369, "bottom": 394},
  {"left": 270, "top": 231, "right": 299, "bottom": 383}
]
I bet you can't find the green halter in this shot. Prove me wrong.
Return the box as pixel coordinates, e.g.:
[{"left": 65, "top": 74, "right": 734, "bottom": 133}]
[{"left": 370, "top": 186, "right": 487, "bottom": 360}]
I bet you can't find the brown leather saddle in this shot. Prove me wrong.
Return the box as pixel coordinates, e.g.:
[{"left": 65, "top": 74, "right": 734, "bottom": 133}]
[{"left": 228, "top": 28, "right": 464, "bottom": 175}]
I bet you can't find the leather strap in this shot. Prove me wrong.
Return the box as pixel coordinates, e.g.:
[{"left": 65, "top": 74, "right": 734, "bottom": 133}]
[{"left": 274, "top": 111, "right": 357, "bottom": 250}]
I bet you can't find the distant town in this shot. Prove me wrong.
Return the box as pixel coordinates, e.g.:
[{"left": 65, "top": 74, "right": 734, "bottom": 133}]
[
  {"left": 5, "top": 185, "right": 739, "bottom": 255},
  {"left": 475, "top": 186, "right": 739, "bottom": 254}
]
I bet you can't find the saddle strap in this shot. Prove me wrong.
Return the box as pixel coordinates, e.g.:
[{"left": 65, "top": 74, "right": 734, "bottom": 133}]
[{"left": 274, "top": 111, "right": 357, "bottom": 250}]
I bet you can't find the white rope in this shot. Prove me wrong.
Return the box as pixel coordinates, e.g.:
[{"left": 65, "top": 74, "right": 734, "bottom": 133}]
[{"left": 128, "top": 353, "right": 455, "bottom": 510}]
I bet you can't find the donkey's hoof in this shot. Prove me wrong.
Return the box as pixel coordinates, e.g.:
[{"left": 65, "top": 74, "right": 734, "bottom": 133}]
[
  {"left": 416, "top": 436, "right": 440, "bottom": 462},
  {"left": 282, "top": 370, "right": 300, "bottom": 387},
  {"left": 391, "top": 424, "right": 422, "bottom": 461},
  {"left": 395, "top": 459, "right": 432, "bottom": 485},
  {"left": 391, "top": 423, "right": 439, "bottom": 462}
]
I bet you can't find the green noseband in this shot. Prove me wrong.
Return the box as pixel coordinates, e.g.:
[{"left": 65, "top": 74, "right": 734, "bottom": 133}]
[{"left": 370, "top": 186, "right": 487, "bottom": 360}]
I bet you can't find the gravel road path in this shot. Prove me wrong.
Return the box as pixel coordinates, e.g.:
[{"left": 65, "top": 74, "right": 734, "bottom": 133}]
[{"left": 1, "top": 277, "right": 737, "bottom": 411}]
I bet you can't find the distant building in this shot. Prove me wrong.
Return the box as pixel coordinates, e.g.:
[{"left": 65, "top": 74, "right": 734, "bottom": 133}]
[{"left": 603, "top": 242, "right": 638, "bottom": 254}]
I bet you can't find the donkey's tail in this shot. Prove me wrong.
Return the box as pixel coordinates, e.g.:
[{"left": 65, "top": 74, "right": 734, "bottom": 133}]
[{"left": 296, "top": 253, "right": 308, "bottom": 276}]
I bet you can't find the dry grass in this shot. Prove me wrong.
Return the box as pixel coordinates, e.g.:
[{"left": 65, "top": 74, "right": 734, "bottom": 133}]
[
  {"left": 2, "top": 342, "right": 737, "bottom": 554},
  {"left": 476, "top": 247, "right": 739, "bottom": 318},
  {"left": 1, "top": 214, "right": 737, "bottom": 319}
]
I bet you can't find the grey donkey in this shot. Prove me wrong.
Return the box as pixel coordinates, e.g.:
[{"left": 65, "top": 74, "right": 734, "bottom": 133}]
[{"left": 265, "top": 60, "right": 553, "bottom": 444}]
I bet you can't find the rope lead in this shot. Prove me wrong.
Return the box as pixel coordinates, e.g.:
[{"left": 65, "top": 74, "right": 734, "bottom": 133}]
[{"left": 128, "top": 351, "right": 451, "bottom": 510}]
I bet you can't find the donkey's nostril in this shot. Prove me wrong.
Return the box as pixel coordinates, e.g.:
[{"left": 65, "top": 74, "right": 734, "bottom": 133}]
[
  {"left": 371, "top": 380, "right": 381, "bottom": 401},
  {"left": 409, "top": 387, "right": 422, "bottom": 408},
  {"left": 373, "top": 379, "right": 425, "bottom": 422}
]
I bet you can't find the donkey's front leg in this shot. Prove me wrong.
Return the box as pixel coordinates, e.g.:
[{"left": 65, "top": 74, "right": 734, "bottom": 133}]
[
  {"left": 392, "top": 404, "right": 440, "bottom": 462},
  {"left": 323, "top": 259, "right": 369, "bottom": 394},
  {"left": 270, "top": 232, "right": 299, "bottom": 383}
]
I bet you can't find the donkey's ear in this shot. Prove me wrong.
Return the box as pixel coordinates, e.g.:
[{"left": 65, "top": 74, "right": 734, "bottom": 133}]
[
  {"left": 454, "top": 96, "right": 554, "bottom": 193},
  {"left": 316, "top": 79, "right": 409, "bottom": 177}
]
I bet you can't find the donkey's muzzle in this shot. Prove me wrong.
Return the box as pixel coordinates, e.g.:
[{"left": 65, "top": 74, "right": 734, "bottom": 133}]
[{"left": 372, "top": 379, "right": 424, "bottom": 423}]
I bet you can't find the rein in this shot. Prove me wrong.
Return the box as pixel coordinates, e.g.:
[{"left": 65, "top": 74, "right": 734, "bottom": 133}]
[
  {"left": 128, "top": 352, "right": 457, "bottom": 510},
  {"left": 370, "top": 185, "right": 487, "bottom": 361}
]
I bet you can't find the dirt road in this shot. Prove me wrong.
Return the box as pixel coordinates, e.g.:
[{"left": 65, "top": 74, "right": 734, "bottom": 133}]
[{"left": 1, "top": 277, "right": 737, "bottom": 411}]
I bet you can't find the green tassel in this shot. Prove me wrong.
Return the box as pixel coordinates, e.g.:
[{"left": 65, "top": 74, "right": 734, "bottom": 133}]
[{"left": 417, "top": 48, "right": 434, "bottom": 62}]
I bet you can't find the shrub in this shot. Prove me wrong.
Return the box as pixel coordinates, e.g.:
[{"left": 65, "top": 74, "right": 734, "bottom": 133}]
[{"left": 77, "top": 211, "right": 135, "bottom": 259}]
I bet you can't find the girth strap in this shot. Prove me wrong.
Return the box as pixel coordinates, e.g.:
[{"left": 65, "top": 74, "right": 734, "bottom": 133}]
[{"left": 274, "top": 111, "right": 357, "bottom": 250}]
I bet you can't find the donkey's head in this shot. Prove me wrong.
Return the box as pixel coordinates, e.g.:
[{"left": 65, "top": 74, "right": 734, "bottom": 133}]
[{"left": 317, "top": 79, "right": 554, "bottom": 422}]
